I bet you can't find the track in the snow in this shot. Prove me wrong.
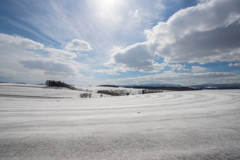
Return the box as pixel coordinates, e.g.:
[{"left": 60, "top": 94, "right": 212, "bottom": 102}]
[{"left": 0, "top": 85, "right": 240, "bottom": 160}]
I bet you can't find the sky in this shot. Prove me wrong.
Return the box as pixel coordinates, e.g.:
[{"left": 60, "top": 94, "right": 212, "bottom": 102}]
[{"left": 0, "top": 0, "right": 240, "bottom": 86}]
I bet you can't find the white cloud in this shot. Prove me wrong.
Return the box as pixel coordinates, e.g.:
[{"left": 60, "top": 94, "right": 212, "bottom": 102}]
[
  {"left": 45, "top": 48, "right": 77, "bottom": 59},
  {"left": 20, "top": 60, "right": 75, "bottom": 75},
  {"left": 229, "top": 63, "right": 240, "bottom": 67},
  {"left": 169, "top": 64, "right": 189, "bottom": 71},
  {"left": 133, "top": 9, "right": 139, "bottom": 18},
  {"left": 0, "top": 33, "right": 44, "bottom": 50},
  {"left": 112, "top": 43, "right": 154, "bottom": 70},
  {"left": 0, "top": 33, "right": 89, "bottom": 84},
  {"left": 148, "top": 0, "right": 240, "bottom": 64},
  {"left": 132, "top": 9, "right": 140, "bottom": 23},
  {"left": 108, "top": 0, "right": 240, "bottom": 72},
  {"left": 192, "top": 66, "right": 208, "bottom": 72},
  {"left": 108, "top": 42, "right": 166, "bottom": 73},
  {"left": 65, "top": 39, "right": 92, "bottom": 51},
  {"left": 94, "top": 69, "right": 120, "bottom": 75}
]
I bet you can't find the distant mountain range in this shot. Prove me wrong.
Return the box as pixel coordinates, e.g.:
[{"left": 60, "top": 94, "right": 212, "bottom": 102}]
[
  {"left": 190, "top": 83, "right": 240, "bottom": 89},
  {"left": 118, "top": 84, "right": 183, "bottom": 88},
  {"left": 99, "top": 84, "right": 196, "bottom": 91},
  {"left": 99, "top": 83, "right": 240, "bottom": 90}
]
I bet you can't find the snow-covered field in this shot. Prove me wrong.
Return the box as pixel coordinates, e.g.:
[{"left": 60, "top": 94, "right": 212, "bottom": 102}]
[{"left": 0, "top": 83, "right": 240, "bottom": 159}]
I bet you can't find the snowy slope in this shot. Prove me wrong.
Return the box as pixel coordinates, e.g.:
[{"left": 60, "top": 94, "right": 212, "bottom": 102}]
[
  {"left": 0, "top": 83, "right": 240, "bottom": 159},
  {"left": 0, "top": 83, "right": 81, "bottom": 98}
]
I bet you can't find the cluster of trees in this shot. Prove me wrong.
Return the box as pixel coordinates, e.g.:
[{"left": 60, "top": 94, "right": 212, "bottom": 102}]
[
  {"left": 142, "top": 89, "right": 163, "bottom": 94},
  {"left": 97, "top": 90, "right": 130, "bottom": 96},
  {"left": 45, "top": 80, "right": 76, "bottom": 90},
  {"left": 80, "top": 93, "right": 92, "bottom": 98}
]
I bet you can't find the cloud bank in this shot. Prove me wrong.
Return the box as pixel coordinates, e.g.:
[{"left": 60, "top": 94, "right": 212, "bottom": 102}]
[
  {"left": 0, "top": 33, "right": 91, "bottom": 84},
  {"left": 0, "top": 33, "right": 44, "bottom": 50},
  {"left": 108, "top": 0, "right": 240, "bottom": 73}
]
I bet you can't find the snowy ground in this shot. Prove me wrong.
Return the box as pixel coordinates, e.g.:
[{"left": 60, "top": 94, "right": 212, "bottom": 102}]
[{"left": 0, "top": 83, "right": 240, "bottom": 159}]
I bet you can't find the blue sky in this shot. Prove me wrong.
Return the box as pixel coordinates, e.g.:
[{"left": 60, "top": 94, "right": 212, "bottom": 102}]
[{"left": 0, "top": 0, "right": 240, "bottom": 85}]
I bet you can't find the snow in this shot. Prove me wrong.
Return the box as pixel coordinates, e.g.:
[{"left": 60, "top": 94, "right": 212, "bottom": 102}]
[
  {"left": 76, "top": 85, "right": 144, "bottom": 96},
  {"left": 0, "top": 83, "right": 240, "bottom": 159}
]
